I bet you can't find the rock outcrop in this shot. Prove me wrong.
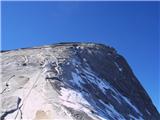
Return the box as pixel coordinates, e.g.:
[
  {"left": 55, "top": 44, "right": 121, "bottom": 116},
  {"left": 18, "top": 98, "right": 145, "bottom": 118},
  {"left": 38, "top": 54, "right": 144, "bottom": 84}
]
[{"left": 1, "top": 42, "right": 159, "bottom": 120}]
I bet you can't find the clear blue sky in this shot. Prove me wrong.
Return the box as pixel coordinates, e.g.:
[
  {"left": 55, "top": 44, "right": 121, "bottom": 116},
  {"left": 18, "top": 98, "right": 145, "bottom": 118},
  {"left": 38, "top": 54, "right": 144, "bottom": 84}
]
[{"left": 2, "top": 1, "right": 159, "bottom": 112}]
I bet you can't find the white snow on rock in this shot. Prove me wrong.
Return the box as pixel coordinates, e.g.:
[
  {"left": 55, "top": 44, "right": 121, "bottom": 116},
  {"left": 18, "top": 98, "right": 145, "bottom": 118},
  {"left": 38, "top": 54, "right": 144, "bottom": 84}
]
[
  {"left": 82, "top": 66, "right": 113, "bottom": 94},
  {"left": 121, "top": 96, "right": 142, "bottom": 117},
  {"left": 114, "top": 62, "right": 123, "bottom": 72},
  {"left": 71, "top": 72, "right": 85, "bottom": 87},
  {"left": 129, "top": 114, "right": 143, "bottom": 120},
  {"left": 98, "top": 99, "right": 125, "bottom": 119},
  {"left": 59, "top": 87, "right": 91, "bottom": 112},
  {"left": 145, "top": 109, "right": 151, "bottom": 116}
]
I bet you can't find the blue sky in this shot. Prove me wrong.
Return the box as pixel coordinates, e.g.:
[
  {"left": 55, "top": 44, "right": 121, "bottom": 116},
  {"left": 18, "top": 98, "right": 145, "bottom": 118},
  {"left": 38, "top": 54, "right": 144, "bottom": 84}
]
[{"left": 2, "top": 1, "right": 159, "bottom": 112}]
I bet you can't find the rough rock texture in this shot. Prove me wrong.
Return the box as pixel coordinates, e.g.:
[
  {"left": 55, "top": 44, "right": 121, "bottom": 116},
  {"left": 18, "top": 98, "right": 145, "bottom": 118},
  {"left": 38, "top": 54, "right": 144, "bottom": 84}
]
[{"left": 0, "top": 42, "right": 159, "bottom": 120}]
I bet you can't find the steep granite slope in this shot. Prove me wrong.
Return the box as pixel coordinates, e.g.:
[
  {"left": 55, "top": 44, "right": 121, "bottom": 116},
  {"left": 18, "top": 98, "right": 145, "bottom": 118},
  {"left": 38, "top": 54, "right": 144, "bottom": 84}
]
[{"left": 0, "top": 42, "right": 159, "bottom": 120}]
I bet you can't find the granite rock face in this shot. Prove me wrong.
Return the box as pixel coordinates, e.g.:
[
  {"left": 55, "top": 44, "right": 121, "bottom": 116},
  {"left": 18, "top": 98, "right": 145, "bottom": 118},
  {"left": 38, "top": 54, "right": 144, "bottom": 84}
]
[{"left": 0, "top": 42, "right": 159, "bottom": 120}]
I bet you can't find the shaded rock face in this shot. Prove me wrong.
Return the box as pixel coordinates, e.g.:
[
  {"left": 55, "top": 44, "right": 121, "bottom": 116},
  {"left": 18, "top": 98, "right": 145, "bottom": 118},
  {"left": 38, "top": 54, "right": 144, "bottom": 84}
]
[{"left": 0, "top": 42, "right": 159, "bottom": 120}]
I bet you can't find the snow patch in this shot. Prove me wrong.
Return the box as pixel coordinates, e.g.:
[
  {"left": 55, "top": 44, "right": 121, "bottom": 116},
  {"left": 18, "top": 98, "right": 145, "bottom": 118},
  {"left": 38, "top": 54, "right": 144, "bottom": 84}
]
[
  {"left": 129, "top": 114, "right": 143, "bottom": 120},
  {"left": 71, "top": 72, "right": 85, "bottom": 87},
  {"left": 59, "top": 87, "right": 91, "bottom": 113},
  {"left": 82, "top": 66, "right": 111, "bottom": 93},
  {"left": 72, "top": 58, "right": 80, "bottom": 66},
  {"left": 122, "top": 96, "right": 142, "bottom": 116},
  {"left": 98, "top": 100, "right": 125, "bottom": 119},
  {"left": 114, "top": 62, "right": 122, "bottom": 72},
  {"left": 145, "top": 109, "right": 151, "bottom": 115}
]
